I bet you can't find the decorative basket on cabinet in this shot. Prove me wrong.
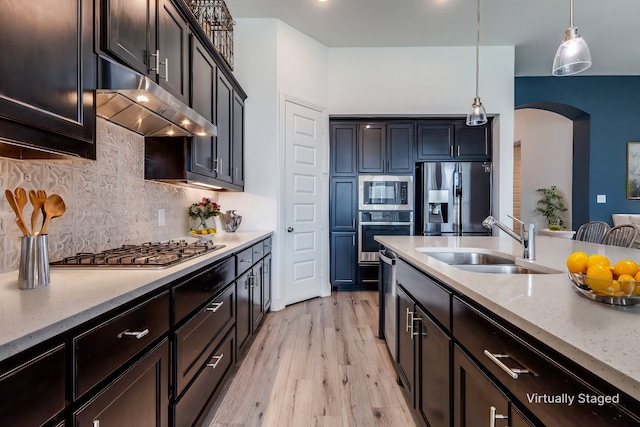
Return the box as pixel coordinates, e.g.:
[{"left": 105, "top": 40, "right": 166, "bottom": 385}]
[{"left": 187, "top": 0, "right": 235, "bottom": 69}]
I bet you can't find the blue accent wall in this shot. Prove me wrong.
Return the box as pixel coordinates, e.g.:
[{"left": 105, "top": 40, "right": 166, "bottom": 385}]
[{"left": 515, "top": 76, "right": 640, "bottom": 224}]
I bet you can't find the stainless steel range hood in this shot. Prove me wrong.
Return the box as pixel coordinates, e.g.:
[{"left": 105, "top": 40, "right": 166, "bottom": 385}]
[{"left": 96, "top": 57, "right": 217, "bottom": 137}]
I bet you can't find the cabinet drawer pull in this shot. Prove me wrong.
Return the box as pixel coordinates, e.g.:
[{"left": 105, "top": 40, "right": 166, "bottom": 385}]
[
  {"left": 489, "top": 406, "right": 508, "bottom": 427},
  {"left": 240, "top": 259, "right": 252, "bottom": 263},
  {"left": 205, "top": 301, "right": 224, "bottom": 312},
  {"left": 483, "top": 350, "right": 530, "bottom": 379},
  {"left": 117, "top": 329, "right": 150, "bottom": 339},
  {"left": 207, "top": 353, "right": 224, "bottom": 369}
]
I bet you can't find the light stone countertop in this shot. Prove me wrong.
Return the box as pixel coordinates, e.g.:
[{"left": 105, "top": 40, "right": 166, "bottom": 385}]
[
  {"left": 375, "top": 235, "right": 640, "bottom": 401},
  {"left": 0, "top": 230, "right": 272, "bottom": 362}
]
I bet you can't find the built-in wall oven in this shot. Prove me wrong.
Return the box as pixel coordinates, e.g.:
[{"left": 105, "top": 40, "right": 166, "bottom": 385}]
[{"left": 358, "top": 210, "right": 413, "bottom": 263}]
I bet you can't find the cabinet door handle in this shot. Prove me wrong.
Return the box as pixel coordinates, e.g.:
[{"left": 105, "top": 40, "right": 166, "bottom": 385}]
[
  {"left": 352, "top": 218, "right": 356, "bottom": 229},
  {"left": 413, "top": 316, "right": 425, "bottom": 337},
  {"left": 160, "top": 57, "right": 169, "bottom": 81},
  {"left": 483, "top": 350, "right": 530, "bottom": 379},
  {"left": 93, "top": 421, "right": 100, "bottom": 427},
  {"left": 352, "top": 235, "right": 355, "bottom": 245},
  {"left": 207, "top": 353, "right": 224, "bottom": 369},
  {"left": 449, "top": 145, "right": 454, "bottom": 157},
  {"left": 117, "top": 329, "right": 149, "bottom": 339},
  {"left": 234, "top": 166, "right": 238, "bottom": 180},
  {"left": 489, "top": 406, "right": 508, "bottom": 427},
  {"left": 150, "top": 50, "right": 160, "bottom": 73},
  {"left": 205, "top": 301, "right": 224, "bottom": 312},
  {"left": 457, "top": 145, "right": 461, "bottom": 157},
  {"left": 405, "top": 307, "right": 411, "bottom": 332}
]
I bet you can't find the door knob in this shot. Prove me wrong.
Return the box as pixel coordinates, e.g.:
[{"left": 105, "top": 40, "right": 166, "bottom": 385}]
[{"left": 287, "top": 227, "right": 294, "bottom": 232}]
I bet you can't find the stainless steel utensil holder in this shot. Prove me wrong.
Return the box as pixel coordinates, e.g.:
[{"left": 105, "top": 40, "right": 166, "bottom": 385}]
[{"left": 18, "top": 235, "right": 50, "bottom": 289}]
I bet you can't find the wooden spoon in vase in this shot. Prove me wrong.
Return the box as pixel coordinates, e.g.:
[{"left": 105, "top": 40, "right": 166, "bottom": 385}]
[
  {"left": 29, "top": 189, "right": 47, "bottom": 235},
  {"left": 40, "top": 194, "right": 66, "bottom": 235}
]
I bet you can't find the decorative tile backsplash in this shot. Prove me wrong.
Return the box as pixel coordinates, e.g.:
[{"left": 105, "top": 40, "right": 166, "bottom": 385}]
[{"left": 0, "top": 118, "right": 216, "bottom": 273}]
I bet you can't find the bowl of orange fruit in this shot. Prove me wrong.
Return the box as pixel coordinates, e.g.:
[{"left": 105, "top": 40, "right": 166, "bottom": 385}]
[
  {"left": 566, "top": 251, "right": 640, "bottom": 297},
  {"left": 190, "top": 227, "right": 217, "bottom": 241}
]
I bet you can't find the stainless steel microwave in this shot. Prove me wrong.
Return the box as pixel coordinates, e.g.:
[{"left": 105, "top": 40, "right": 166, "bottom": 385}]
[{"left": 358, "top": 175, "right": 414, "bottom": 211}]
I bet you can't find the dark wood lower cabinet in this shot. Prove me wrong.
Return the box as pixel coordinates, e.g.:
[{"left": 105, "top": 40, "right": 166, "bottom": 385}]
[
  {"left": 396, "top": 286, "right": 415, "bottom": 404},
  {"left": 74, "top": 339, "right": 169, "bottom": 427},
  {"left": 235, "top": 269, "right": 252, "bottom": 356},
  {"left": 0, "top": 344, "right": 65, "bottom": 426},
  {"left": 453, "top": 344, "right": 526, "bottom": 427},
  {"left": 416, "top": 306, "right": 450, "bottom": 427},
  {"left": 173, "top": 328, "right": 235, "bottom": 427},
  {"left": 392, "top": 257, "right": 640, "bottom": 427}
]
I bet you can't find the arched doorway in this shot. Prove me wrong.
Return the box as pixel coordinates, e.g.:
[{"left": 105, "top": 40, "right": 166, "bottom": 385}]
[{"left": 515, "top": 102, "right": 590, "bottom": 229}]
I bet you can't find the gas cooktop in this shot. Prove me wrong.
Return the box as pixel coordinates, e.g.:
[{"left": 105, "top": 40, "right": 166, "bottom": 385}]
[{"left": 49, "top": 240, "right": 226, "bottom": 269}]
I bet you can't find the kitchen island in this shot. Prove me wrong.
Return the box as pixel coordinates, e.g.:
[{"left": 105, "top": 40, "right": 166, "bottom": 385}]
[{"left": 376, "top": 234, "right": 640, "bottom": 426}]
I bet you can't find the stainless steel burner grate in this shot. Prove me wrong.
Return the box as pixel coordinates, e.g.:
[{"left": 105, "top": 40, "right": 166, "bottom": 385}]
[{"left": 50, "top": 240, "right": 226, "bottom": 269}]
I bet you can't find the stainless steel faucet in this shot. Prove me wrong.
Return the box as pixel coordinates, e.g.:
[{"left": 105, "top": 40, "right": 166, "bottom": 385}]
[{"left": 482, "top": 215, "right": 535, "bottom": 260}]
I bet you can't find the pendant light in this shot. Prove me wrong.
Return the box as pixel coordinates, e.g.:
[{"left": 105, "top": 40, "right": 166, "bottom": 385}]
[
  {"left": 552, "top": 0, "right": 591, "bottom": 76},
  {"left": 466, "top": 0, "right": 487, "bottom": 126}
]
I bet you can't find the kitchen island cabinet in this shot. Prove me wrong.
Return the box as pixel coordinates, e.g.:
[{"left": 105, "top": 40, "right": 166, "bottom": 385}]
[
  {"left": 0, "top": 0, "right": 96, "bottom": 160},
  {"left": 377, "top": 235, "right": 640, "bottom": 427}
]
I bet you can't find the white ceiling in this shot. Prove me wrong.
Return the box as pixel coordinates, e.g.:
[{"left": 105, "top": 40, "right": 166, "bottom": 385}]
[{"left": 223, "top": 0, "right": 640, "bottom": 77}]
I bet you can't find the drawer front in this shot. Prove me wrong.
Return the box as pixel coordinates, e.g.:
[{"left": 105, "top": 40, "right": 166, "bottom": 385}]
[
  {"left": 452, "top": 297, "right": 640, "bottom": 425},
  {"left": 397, "top": 259, "right": 451, "bottom": 331},
  {"left": 0, "top": 344, "right": 65, "bottom": 426},
  {"left": 237, "top": 246, "right": 253, "bottom": 276},
  {"left": 174, "top": 328, "right": 235, "bottom": 427},
  {"left": 173, "top": 256, "right": 235, "bottom": 324},
  {"left": 252, "top": 240, "right": 264, "bottom": 263},
  {"left": 74, "top": 291, "right": 169, "bottom": 398},
  {"left": 175, "top": 284, "right": 235, "bottom": 396},
  {"left": 74, "top": 339, "right": 169, "bottom": 427},
  {"left": 263, "top": 236, "right": 272, "bottom": 254}
]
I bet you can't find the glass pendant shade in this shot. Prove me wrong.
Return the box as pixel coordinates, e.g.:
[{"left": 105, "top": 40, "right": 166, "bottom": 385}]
[
  {"left": 466, "top": 97, "right": 487, "bottom": 126},
  {"left": 552, "top": 28, "right": 592, "bottom": 76}
]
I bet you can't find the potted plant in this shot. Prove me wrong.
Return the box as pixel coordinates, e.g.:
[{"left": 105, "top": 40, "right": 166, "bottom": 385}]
[{"left": 534, "top": 186, "right": 568, "bottom": 231}]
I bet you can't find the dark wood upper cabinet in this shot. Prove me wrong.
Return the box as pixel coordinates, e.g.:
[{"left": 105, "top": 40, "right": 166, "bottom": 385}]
[
  {"left": 386, "top": 123, "right": 414, "bottom": 173},
  {"left": 190, "top": 36, "right": 217, "bottom": 176},
  {"left": 416, "top": 122, "right": 455, "bottom": 160},
  {"left": 0, "top": 0, "right": 96, "bottom": 159},
  {"left": 331, "top": 123, "right": 357, "bottom": 176},
  {"left": 214, "top": 71, "right": 233, "bottom": 183},
  {"left": 104, "top": 0, "right": 156, "bottom": 77},
  {"left": 157, "top": 0, "right": 189, "bottom": 105},
  {"left": 417, "top": 120, "right": 491, "bottom": 161},
  {"left": 358, "top": 123, "right": 385, "bottom": 173},
  {"left": 358, "top": 122, "right": 414, "bottom": 174},
  {"left": 232, "top": 91, "right": 245, "bottom": 186},
  {"left": 455, "top": 123, "right": 491, "bottom": 159}
]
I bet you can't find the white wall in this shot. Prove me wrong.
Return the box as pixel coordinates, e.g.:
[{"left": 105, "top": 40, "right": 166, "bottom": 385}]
[
  {"left": 223, "top": 18, "right": 517, "bottom": 309},
  {"left": 514, "top": 109, "right": 573, "bottom": 230},
  {"left": 219, "top": 19, "right": 330, "bottom": 310}
]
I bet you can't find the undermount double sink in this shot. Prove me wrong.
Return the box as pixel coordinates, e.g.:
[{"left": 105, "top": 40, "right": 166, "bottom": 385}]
[{"left": 418, "top": 249, "right": 561, "bottom": 274}]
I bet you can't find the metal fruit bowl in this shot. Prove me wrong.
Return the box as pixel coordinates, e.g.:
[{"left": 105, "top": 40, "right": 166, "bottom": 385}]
[{"left": 569, "top": 272, "right": 639, "bottom": 298}]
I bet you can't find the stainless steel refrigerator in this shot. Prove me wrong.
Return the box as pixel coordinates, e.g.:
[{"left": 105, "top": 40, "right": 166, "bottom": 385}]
[{"left": 418, "top": 161, "right": 492, "bottom": 236}]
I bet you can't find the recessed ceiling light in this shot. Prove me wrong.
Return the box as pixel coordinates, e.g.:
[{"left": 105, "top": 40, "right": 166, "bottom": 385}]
[{"left": 318, "top": 0, "right": 328, "bottom": 2}]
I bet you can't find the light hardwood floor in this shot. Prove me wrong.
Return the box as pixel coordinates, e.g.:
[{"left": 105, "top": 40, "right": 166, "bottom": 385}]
[{"left": 204, "top": 291, "right": 417, "bottom": 427}]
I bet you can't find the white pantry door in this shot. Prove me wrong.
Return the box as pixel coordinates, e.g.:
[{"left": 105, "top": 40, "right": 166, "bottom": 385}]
[{"left": 283, "top": 98, "right": 326, "bottom": 306}]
